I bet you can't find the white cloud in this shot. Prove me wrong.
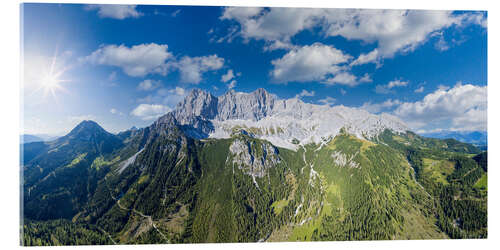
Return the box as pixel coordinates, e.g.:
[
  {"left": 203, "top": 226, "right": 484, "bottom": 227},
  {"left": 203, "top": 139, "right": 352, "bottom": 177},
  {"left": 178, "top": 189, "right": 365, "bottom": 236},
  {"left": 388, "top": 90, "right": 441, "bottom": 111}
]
[
  {"left": 220, "top": 7, "right": 323, "bottom": 50},
  {"left": 220, "top": 8, "right": 485, "bottom": 60},
  {"left": 295, "top": 89, "right": 315, "bottom": 98},
  {"left": 221, "top": 69, "right": 235, "bottom": 83},
  {"left": 137, "top": 87, "right": 188, "bottom": 110},
  {"left": 387, "top": 80, "right": 409, "bottom": 89},
  {"left": 437, "top": 84, "right": 450, "bottom": 91},
  {"left": 227, "top": 80, "right": 237, "bottom": 89},
  {"left": 434, "top": 33, "right": 450, "bottom": 51},
  {"left": 375, "top": 85, "right": 391, "bottom": 94},
  {"left": 359, "top": 73, "right": 373, "bottom": 83},
  {"left": 360, "top": 99, "right": 401, "bottom": 113},
  {"left": 169, "top": 87, "right": 186, "bottom": 96},
  {"left": 375, "top": 79, "right": 408, "bottom": 94},
  {"left": 84, "top": 43, "right": 227, "bottom": 84},
  {"left": 131, "top": 104, "right": 172, "bottom": 120},
  {"left": 270, "top": 43, "right": 352, "bottom": 84},
  {"left": 394, "top": 83, "right": 487, "bottom": 131},
  {"left": 84, "top": 43, "right": 172, "bottom": 77},
  {"left": 351, "top": 49, "right": 380, "bottom": 66},
  {"left": 174, "top": 55, "right": 225, "bottom": 84},
  {"left": 85, "top": 5, "right": 142, "bottom": 19},
  {"left": 340, "top": 89, "right": 347, "bottom": 95},
  {"left": 318, "top": 96, "right": 336, "bottom": 106},
  {"left": 414, "top": 86, "right": 425, "bottom": 93},
  {"left": 110, "top": 108, "right": 124, "bottom": 116},
  {"left": 137, "top": 79, "right": 162, "bottom": 91}
]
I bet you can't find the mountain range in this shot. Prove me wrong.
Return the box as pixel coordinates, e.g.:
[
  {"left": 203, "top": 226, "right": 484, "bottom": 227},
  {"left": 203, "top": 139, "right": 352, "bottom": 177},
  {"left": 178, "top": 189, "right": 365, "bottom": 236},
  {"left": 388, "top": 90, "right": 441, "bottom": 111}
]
[
  {"left": 20, "top": 134, "right": 60, "bottom": 144},
  {"left": 420, "top": 131, "right": 487, "bottom": 149},
  {"left": 21, "top": 88, "right": 487, "bottom": 245}
]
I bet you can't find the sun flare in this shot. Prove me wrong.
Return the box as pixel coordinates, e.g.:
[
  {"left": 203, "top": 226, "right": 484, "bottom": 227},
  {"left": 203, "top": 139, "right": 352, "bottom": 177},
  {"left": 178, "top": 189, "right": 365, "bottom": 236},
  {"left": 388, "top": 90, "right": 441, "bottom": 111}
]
[
  {"left": 41, "top": 73, "right": 61, "bottom": 90},
  {"left": 35, "top": 52, "right": 70, "bottom": 99}
]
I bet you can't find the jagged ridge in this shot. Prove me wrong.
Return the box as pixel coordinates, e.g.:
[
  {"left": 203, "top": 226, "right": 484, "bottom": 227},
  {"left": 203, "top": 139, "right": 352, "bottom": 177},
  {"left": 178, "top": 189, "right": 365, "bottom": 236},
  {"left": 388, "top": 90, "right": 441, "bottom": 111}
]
[{"left": 165, "top": 88, "right": 408, "bottom": 150}]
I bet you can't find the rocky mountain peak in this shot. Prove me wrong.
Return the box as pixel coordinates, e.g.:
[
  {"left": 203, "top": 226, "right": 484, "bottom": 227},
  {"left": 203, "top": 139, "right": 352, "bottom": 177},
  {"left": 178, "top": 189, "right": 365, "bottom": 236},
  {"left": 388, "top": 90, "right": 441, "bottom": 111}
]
[
  {"left": 165, "top": 88, "right": 408, "bottom": 150},
  {"left": 67, "top": 120, "right": 108, "bottom": 138},
  {"left": 175, "top": 88, "right": 218, "bottom": 119}
]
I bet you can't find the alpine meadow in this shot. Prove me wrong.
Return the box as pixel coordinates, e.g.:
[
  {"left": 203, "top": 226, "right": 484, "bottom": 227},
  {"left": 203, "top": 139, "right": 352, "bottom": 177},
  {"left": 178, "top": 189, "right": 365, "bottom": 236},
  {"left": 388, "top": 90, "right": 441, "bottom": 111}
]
[{"left": 20, "top": 3, "right": 487, "bottom": 246}]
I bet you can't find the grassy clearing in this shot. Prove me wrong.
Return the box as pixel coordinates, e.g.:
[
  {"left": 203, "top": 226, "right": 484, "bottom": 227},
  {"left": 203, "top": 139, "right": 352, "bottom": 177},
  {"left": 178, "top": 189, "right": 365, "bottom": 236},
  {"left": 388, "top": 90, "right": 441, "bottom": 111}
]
[
  {"left": 474, "top": 173, "right": 487, "bottom": 190},
  {"left": 67, "top": 153, "right": 87, "bottom": 167},
  {"left": 422, "top": 158, "right": 454, "bottom": 185},
  {"left": 91, "top": 156, "right": 120, "bottom": 170},
  {"left": 271, "top": 199, "right": 289, "bottom": 215}
]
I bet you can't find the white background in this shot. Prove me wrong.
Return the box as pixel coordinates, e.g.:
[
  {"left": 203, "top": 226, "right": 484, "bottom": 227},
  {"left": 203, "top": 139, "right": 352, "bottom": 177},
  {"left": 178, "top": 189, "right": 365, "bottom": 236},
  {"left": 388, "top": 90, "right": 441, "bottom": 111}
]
[{"left": 0, "top": 0, "right": 497, "bottom": 249}]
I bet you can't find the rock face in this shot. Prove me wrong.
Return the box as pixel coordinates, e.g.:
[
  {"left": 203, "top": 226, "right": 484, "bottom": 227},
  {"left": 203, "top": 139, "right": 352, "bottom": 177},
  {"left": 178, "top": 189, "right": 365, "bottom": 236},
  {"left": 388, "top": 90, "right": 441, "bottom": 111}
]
[
  {"left": 228, "top": 138, "right": 280, "bottom": 188},
  {"left": 158, "top": 88, "right": 409, "bottom": 150}
]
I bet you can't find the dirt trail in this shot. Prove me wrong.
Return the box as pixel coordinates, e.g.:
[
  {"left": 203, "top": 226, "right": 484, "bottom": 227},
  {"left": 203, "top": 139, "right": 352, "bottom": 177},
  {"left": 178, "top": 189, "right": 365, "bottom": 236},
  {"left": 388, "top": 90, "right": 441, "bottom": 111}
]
[
  {"left": 104, "top": 176, "right": 170, "bottom": 243},
  {"left": 97, "top": 227, "right": 117, "bottom": 245}
]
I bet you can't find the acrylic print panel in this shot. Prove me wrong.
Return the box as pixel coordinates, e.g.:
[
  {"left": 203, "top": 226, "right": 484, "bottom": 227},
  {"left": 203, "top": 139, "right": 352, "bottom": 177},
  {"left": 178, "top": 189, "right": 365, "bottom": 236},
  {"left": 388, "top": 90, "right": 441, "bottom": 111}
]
[{"left": 20, "top": 3, "right": 487, "bottom": 246}]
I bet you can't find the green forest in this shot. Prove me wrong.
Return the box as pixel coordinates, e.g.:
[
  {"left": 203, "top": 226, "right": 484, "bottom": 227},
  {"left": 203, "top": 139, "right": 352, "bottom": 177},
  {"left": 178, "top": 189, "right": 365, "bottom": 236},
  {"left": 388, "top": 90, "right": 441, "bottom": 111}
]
[{"left": 21, "top": 121, "right": 487, "bottom": 245}]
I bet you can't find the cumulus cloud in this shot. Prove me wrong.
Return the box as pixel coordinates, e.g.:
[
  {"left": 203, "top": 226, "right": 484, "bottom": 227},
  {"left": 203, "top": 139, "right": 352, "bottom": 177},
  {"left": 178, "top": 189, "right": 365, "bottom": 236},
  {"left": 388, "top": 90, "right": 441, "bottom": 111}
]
[
  {"left": 327, "top": 10, "right": 486, "bottom": 63},
  {"left": 434, "top": 34, "right": 450, "bottom": 51},
  {"left": 227, "top": 80, "right": 237, "bottom": 89},
  {"left": 351, "top": 49, "right": 380, "bottom": 66},
  {"left": 221, "top": 69, "right": 235, "bottom": 83},
  {"left": 394, "top": 83, "right": 487, "bottom": 131},
  {"left": 130, "top": 104, "right": 171, "bottom": 120},
  {"left": 137, "top": 87, "right": 188, "bottom": 108},
  {"left": 325, "top": 72, "right": 372, "bottom": 86},
  {"left": 270, "top": 43, "right": 352, "bottom": 84},
  {"left": 375, "top": 79, "right": 408, "bottom": 94},
  {"left": 132, "top": 86, "right": 188, "bottom": 120},
  {"left": 414, "top": 86, "right": 425, "bottom": 93},
  {"left": 173, "top": 55, "right": 224, "bottom": 84},
  {"left": 323, "top": 72, "right": 357, "bottom": 86},
  {"left": 137, "top": 79, "right": 162, "bottom": 91},
  {"left": 84, "top": 43, "right": 172, "bottom": 77},
  {"left": 170, "top": 87, "right": 186, "bottom": 96},
  {"left": 220, "top": 7, "right": 486, "bottom": 61},
  {"left": 387, "top": 79, "right": 409, "bottom": 88},
  {"left": 85, "top": 5, "right": 142, "bottom": 19},
  {"left": 270, "top": 43, "right": 373, "bottom": 86},
  {"left": 318, "top": 96, "right": 336, "bottom": 106},
  {"left": 84, "top": 43, "right": 226, "bottom": 84},
  {"left": 360, "top": 99, "right": 402, "bottom": 113},
  {"left": 295, "top": 89, "right": 315, "bottom": 98}
]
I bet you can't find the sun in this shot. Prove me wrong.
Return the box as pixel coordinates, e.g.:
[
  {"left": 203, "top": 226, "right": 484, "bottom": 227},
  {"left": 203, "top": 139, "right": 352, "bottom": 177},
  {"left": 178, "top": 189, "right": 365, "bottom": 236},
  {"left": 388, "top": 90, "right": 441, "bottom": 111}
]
[
  {"left": 40, "top": 69, "right": 66, "bottom": 99},
  {"left": 34, "top": 52, "right": 70, "bottom": 99},
  {"left": 41, "top": 72, "right": 62, "bottom": 90}
]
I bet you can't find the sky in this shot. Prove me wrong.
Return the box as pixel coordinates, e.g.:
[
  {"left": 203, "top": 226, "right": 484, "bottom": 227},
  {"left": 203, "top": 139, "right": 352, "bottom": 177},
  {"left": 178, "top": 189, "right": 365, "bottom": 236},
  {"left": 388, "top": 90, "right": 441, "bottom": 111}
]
[{"left": 21, "top": 3, "right": 487, "bottom": 135}]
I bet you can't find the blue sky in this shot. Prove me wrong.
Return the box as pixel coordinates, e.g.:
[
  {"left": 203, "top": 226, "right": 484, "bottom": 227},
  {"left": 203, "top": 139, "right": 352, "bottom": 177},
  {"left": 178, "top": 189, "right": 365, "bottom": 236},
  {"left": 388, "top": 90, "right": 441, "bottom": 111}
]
[{"left": 21, "top": 4, "right": 487, "bottom": 135}]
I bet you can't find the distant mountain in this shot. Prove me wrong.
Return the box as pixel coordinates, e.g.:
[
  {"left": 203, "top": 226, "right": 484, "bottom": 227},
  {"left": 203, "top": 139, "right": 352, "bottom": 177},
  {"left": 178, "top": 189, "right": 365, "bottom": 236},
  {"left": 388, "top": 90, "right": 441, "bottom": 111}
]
[
  {"left": 21, "top": 134, "right": 44, "bottom": 143},
  {"left": 22, "top": 120, "right": 125, "bottom": 220},
  {"left": 20, "top": 134, "right": 59, "bottom": 144},
  {"left": 420, "top": 131, "right": 487, "bottom": 147},
  {"left": 22, "top": 89, "right": 487, "bottom": 245}
]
